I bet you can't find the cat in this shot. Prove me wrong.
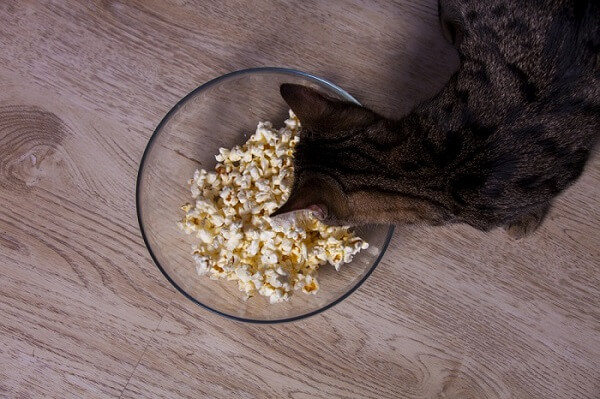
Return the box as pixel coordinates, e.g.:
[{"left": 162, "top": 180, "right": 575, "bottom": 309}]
[{"left": 271, "top": 0, "right": 600, "bottom": 238}]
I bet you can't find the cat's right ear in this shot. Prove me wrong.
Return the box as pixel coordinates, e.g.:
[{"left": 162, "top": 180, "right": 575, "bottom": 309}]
[
  {"left": 280, "top": 83, "right": 332, "bottom": 128},
  {"left": 439, "top": 0, "right": 464, "bottom": 46},
  {"left": 280, "top": 83, "right": 378, "bottom": 132}
]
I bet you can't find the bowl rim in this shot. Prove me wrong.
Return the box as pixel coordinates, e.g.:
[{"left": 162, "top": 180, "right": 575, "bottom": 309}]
[{"left": 136, "top": 67, "right": 395, "bottom": 324}]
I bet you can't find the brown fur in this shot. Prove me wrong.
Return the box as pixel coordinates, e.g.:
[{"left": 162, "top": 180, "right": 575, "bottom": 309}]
[{"left": 273, "top": 0, "right": 600, "bottom": 237}]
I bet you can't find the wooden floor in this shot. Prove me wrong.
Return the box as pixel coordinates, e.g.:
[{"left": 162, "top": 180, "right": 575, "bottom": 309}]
[{"left": 1, "top": 1, "right": 599, "bottom": 398}]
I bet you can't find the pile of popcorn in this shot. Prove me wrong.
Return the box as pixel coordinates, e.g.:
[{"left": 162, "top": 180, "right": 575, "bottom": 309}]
[{"left": 178, "top": 111, "right": 368, "bottom": 304}]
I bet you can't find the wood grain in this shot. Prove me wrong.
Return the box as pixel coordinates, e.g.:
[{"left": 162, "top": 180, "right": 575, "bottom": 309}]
[{"left": 0, "top": 1, "right": 598, "bottom": 398}]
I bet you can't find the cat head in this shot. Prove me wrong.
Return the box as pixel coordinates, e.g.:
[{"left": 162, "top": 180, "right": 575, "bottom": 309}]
[{"left": 270, "top": 84, "right": 381, "bottom": 225}]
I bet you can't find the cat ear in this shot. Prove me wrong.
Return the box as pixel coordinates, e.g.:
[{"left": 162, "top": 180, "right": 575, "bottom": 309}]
[
  {"left": 439, "top": 1, "right": 464, "bottom": 46},
  {"left": 270, "top": 178, "right": 330, "bottom": 220},
  {"left": 280, "top": 83, "right": 378, "bottom": 131},
  {"left": 280, "top": 83, "right": 332, "bottom": 128}
]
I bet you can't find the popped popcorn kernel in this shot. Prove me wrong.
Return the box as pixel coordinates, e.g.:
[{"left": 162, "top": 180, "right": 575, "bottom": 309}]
[{"left": 178, "top": 110, "right": 368, "bottom": 303}]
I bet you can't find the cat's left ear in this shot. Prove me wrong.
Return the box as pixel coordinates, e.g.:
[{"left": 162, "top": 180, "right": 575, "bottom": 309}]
[
  {"left": 280, "top": 83, "right": 378, "bottom": 131},
  {"left": 270, "top": 176, "right": 346, "bottom": 221},
  {"left": 270, "top": 178, "right": 329, "bottom": 220}
]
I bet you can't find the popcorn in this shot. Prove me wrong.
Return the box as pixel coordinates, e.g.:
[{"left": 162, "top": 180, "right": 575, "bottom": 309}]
[{"left": 178, "top": 111, "right": 368, "bottom": 303}]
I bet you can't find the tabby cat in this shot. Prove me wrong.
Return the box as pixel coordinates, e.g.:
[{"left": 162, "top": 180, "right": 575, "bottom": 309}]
[{"left": 272, "top": 0, "right": 600, "bottom": 238}]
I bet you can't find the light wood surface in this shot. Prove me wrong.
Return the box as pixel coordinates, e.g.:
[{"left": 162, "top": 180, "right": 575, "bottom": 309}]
[{"left": 1, "top": 1, "right": 599, "bottom": 398}]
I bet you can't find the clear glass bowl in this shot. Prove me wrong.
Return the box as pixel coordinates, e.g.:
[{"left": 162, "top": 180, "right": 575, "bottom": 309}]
[{"left": 136, "top": 67, "right": 394, "bottom": 323}]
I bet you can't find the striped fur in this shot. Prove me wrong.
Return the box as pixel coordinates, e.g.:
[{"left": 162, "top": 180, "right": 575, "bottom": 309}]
[{"left": 275, "top": 0, "right": 600, "bottom": 237}]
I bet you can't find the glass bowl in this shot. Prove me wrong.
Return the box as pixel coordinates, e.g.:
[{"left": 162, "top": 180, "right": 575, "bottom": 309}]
[{"left": 136, "top": 67, "right": 394, "bottom": 323}]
